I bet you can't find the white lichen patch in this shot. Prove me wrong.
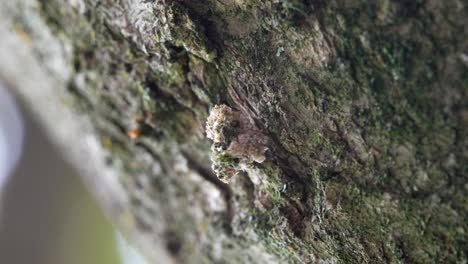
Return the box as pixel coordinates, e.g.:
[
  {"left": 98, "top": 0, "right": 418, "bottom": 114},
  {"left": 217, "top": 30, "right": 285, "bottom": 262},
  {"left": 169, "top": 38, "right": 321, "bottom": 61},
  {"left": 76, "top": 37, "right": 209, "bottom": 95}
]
[
  {"left": 108, "top": 0, "right": 172, "bottom": 54},
  {"left": 67, "top": 0, "right": 86, "bottom": 14},
  {"left": 206, "top": 104, "right": 268, "bottom": 183},
  {"left": 283, "top": 19, "right": 335, "bottom": 68}
]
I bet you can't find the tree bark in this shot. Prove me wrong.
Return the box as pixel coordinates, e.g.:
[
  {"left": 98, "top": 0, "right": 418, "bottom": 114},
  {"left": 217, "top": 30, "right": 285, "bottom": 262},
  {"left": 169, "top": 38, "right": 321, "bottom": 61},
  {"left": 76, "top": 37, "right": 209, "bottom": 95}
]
[{"left": 1, "top": 0, "right": 467, "bottom": 263}]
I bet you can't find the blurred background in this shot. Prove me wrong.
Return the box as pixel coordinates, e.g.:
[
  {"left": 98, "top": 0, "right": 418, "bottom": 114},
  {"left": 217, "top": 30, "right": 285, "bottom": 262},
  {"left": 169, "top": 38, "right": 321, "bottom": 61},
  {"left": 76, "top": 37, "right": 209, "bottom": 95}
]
[{"left": 0, "top": 84, "right": 125, "bottom": 263}]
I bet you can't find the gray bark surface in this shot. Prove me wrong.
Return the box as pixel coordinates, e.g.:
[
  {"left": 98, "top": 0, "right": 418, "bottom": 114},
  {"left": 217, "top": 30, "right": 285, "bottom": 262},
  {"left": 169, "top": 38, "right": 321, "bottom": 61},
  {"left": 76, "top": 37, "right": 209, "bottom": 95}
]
[{"left": 1, "top": 0, "right": 467, "bottom": 263}]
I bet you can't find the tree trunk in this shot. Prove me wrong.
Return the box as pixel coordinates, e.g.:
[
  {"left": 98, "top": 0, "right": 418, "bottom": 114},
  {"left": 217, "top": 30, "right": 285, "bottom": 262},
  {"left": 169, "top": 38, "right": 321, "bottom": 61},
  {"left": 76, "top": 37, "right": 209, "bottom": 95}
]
[{"left": 1, "top": 0, "right": 467, "bottom": 263}]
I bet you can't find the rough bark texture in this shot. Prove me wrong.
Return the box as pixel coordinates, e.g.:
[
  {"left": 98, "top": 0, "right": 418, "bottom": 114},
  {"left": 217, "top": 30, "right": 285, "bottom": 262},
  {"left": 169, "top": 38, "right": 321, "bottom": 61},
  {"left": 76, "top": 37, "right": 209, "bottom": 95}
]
[{"left": 1, "top": 0, "right": 467, "bottom": 263}]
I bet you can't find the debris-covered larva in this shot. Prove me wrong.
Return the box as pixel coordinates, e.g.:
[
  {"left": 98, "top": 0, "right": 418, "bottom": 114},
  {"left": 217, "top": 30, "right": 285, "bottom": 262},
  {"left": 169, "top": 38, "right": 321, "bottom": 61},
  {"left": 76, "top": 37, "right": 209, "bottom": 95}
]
[{"left": 206, "top": 104, "right": 268, "bottom": 183}]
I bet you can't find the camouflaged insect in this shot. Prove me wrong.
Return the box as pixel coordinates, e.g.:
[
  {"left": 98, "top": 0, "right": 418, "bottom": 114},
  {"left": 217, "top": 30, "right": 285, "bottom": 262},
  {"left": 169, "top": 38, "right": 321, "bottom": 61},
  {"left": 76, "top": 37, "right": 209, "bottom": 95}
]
[{"left": 206, "top": 104, "right": 268, "bottom": 183}]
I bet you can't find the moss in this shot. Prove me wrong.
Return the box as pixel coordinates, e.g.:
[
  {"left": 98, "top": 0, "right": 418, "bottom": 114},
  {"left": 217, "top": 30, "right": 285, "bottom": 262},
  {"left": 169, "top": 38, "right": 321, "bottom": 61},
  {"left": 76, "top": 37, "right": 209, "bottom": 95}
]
[
  {"left": 257, "top": 161, "right": 284, "bottom": 203},
  {"left": 213, "top": 154, "right": 238, "bottom": 164},
  {"left": 171, "top": 8, "right": 217, "bottom": 63}
]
